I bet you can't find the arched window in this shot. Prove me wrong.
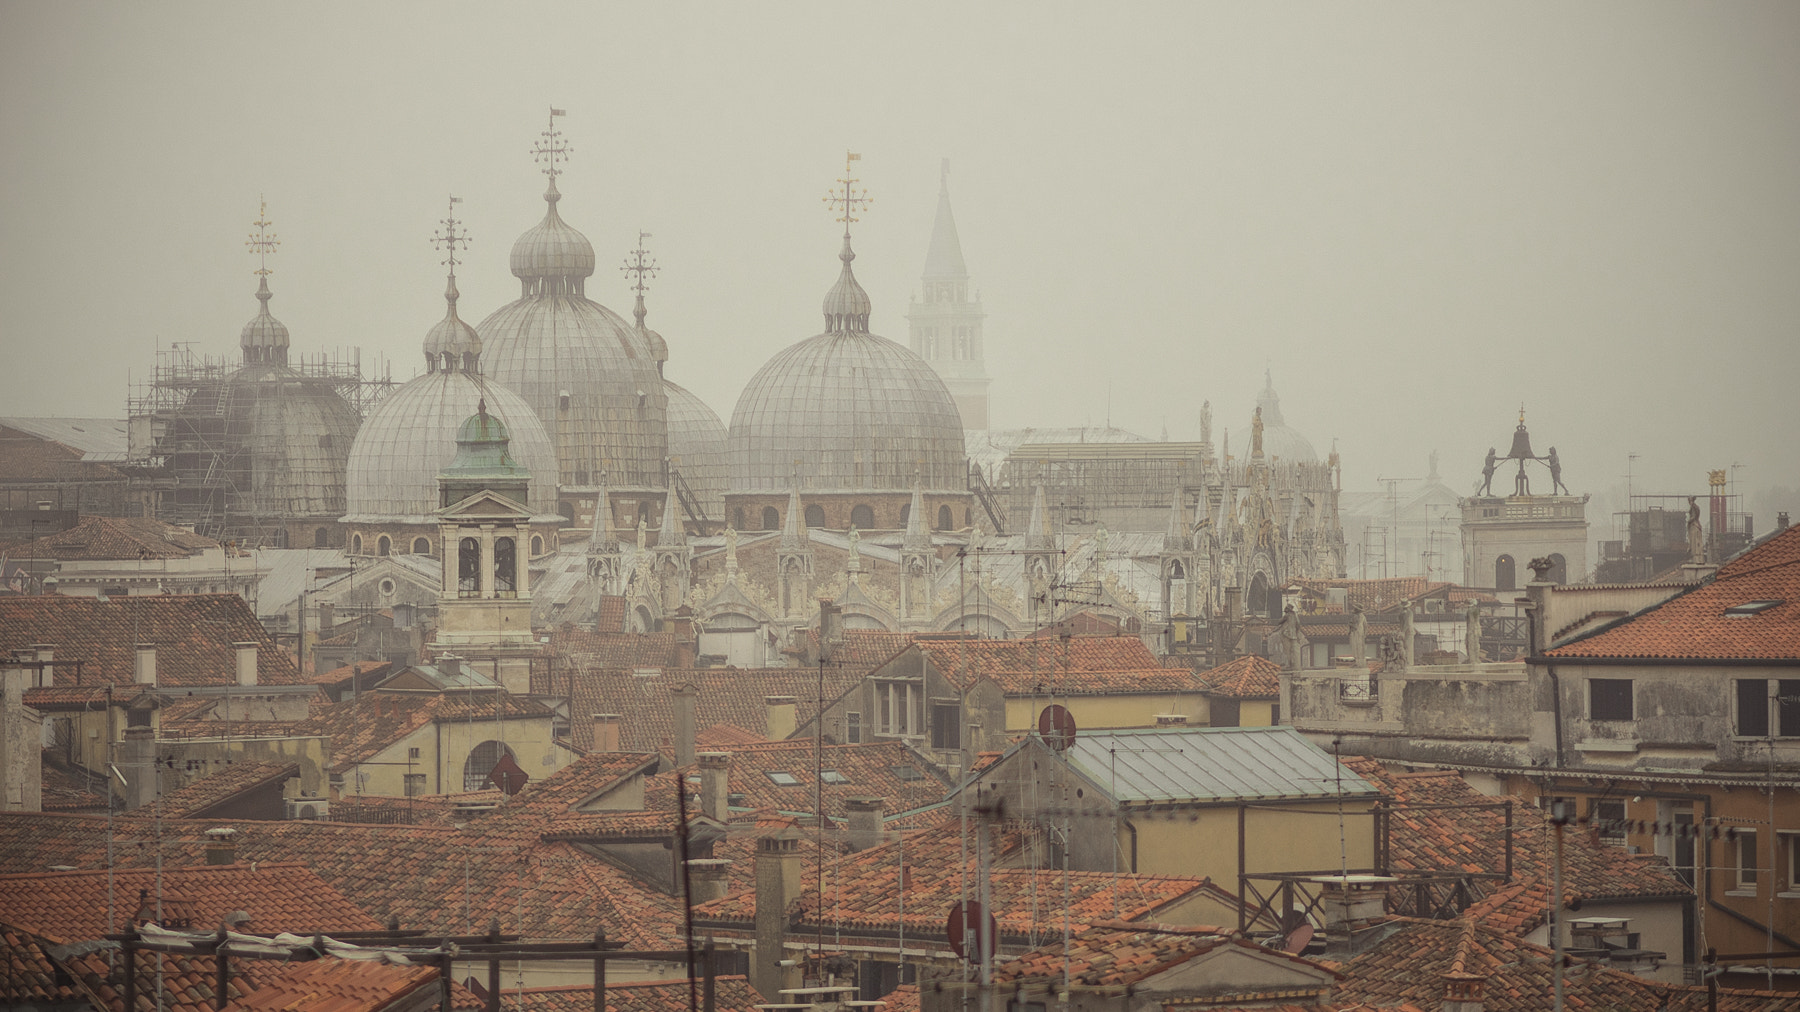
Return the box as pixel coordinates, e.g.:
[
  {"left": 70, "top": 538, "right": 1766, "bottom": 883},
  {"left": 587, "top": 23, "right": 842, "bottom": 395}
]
[
  {"left": 964, "top": 508, "right": 972, "bottom": 528},
  {"left": 899, "top": 503, "right": 910, "bottom": 528},
  {"left": 762, "top": 506, "right": 780, "bottom": 531},
  {"left": 351, "top": 533, "right": 363, "bottom": 555},
  {"left": 314, "top": 527, "right": 329, "bottom": 547},
  {"left": 937, "top": 505, "right": 952, "bottom": 531},
  {"left": 459, "top": 537, "right": 481, "bottom": 595},
  {"left": 412, "top": 537, "right": 430, "bottom": 555},
  {"left": 850, "top": 504, "right": 875, "bottom": 530},
  {"left": 376, "top": 535, "right": 390, "bottom": 557},
  {"left": 805, "top": 503, "right": 825, "bottom": 529},
  {"left": 732, "top": 508, "right": 745, "bottom": 531},
  {"left": 1248, "top": 572, "right": 1270, "bottom": 618},
  {"left": 494, "top": 537, "right": 516, "bottom": 594},
  {"left": 1547, "top": 553, "right": 1567, "bottom": 585},
  {"left": 1495, "top": 554, "right": 1516, "bottom": 592},
  {"left": 531, "top": 534, "right": 544, "bottom": 556},
  {"left": 463, "top": 740, "right": 516, "bottom": 793},
  {"left": 559, "top": 502, "right": 576, "bottom": 525}
]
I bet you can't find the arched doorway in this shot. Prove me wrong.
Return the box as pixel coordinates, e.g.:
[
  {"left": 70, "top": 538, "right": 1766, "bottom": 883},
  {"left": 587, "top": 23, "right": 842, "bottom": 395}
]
[
  {"left": 850, "top": 504, "right": 875, "bottom": 530},
  {"left": 1495, "top": 554, "right": 1516, "bottom": 591}
]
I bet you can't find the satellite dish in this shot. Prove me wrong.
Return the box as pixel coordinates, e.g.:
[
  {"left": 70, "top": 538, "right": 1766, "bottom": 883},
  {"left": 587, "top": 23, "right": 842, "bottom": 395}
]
[
  {"left": 1283, "top": 923, "right": 1314, "bottom": 954},
  {"left": 945, "top": 900, "right": 998, "bottom": 963},
  {"left": 1038, "top": 704, "right": 1076, "bottom": 751}
]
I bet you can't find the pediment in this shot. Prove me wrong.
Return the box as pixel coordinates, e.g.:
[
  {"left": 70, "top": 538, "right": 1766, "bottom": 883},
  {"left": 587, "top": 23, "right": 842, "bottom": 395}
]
[{"left": 438, "top": 490, "right": 532, "bottom": 521}]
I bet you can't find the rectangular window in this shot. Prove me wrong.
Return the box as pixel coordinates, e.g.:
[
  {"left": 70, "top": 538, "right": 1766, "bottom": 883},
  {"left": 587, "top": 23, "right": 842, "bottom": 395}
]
[
  {"left": 1781, "top": 833, "right": 1800, "bottom": 898},
  {"left": 1739, "top": 679, "right": 1770, "bottom": 737},
  {"left": 1211, "top": 698, "right": 1241, "bottom": 728},
  {"left": 931, "top": 704, "right": 961, "bottom": 751},
  {"left": 1735, "top": 830, "right": 1759, "bottom": 893},
  {"left": 1591, "top": 799, "right": 1626, "bottom": 847},
  {"left": 846, "top": 712, "right": 862, "bottom": 744},
  {"left": 1589, "top": 679, "right": 1633, "bottom": 721},
  {"left": 403, "top": 773, "right": 427, "bottom": 797}
]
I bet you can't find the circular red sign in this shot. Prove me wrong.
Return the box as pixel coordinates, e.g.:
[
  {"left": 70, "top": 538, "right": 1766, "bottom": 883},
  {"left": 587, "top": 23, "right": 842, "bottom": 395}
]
[
  {"left": 1038, "top": 704, "right": 1077, "bottom": 751},
  {"left": 945, "top": 900, "right": 998, "bottom": 963}
]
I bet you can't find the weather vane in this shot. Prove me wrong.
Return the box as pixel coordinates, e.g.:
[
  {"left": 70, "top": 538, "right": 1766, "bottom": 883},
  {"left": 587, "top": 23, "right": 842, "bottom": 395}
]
[
  {"left": 822, "top": 151, "right": 873, "bottom": 233},
  {"left": 622, "top": 231, "right": 657, "bottom": 295},
  {"left": 246, "top": 196, "right": 279, "bottom": 278},
  {"left": 533, "top": 107, "right": 570, "bottom": 184},
  {"left": 431, "top": 196, "right": 471, "bottom": 275}
]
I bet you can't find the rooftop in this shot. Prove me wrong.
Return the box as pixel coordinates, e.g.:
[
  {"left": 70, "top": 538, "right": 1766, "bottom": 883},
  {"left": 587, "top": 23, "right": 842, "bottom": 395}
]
[{"left": 1055, "top": 726, "right": 1378, "bottom": 805}]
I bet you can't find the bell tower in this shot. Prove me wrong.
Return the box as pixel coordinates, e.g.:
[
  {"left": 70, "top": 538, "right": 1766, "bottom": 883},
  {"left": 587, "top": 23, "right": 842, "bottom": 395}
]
[{"left": 907, "top": 159, "right": 990, "bottom": 429}]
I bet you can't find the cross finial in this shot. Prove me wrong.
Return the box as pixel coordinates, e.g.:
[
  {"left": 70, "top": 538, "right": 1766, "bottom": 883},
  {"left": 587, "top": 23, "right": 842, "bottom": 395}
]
[
  {"left": 533, "top": 107, "right": 570, "bottom": 186},
  {"left": 246, "top": 196, "right": 279, "bottom": 278},
  {"left": 1519, "top": 402, "right": 1526, "bottom": 425},
  {"left": 822, "top": 151, "right": 873, "bottom": 235},
  {"left": 622, "top": 231, "right": 657, "bottom": 329},
  {"left": 431, "top": 196, "right": 471, "bottom": 276}
]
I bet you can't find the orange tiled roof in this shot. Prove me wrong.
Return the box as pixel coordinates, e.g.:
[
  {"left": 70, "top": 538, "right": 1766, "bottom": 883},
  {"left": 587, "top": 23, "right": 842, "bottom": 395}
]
[
  {"left": 4, "top": 515, "right": 220, "bottom": 560},
  {"left": 988, "top": 919, "right": 1334, "bottom": 988},
  {"left": 299, "top": 660, "right": 397, "bottom": 688},
  {"left": 0, "top": 862, "right": 380, "bottom": 943},
  {"left": 564, "top": 667, "right": 864, "bottom": 753},
  {"left": 913, "top": 636, "right": 1162, "bottom": 691},
  {"left": 1336, "top": 916, "right": 1796, "bottom": 1011},
  {"left": 1544, "top": 525, "right": 1800, "bottom": 661},
  {"left": 651, "top": 739, "right": 952, "bottom": 822},
  {"left": 496, "top": 977, "right": 763, "bottom": 1012},
  {"left": 548, "top": 629, "right": 682, "bottom": 675},
  {"left": 472, "top": 751, "right": 670, "bottom": 841},
  {"left": 793, "top": 629, "right": 945, "bottom": 670},
  {"left": 0, "top": 594, "right": 299, "bottom": 687},
  {"left": 294, "top": 691, "right": 555, "bottom": 771},
  {"left": 228, "top": 958, "right": 447, "bottom": 1012},
  {"left": 1200, "top": 654, "right": 1281, "bottom": 698},
  {"left": 135, "top": 762, "right": 299, "bottom": 819},
  {"left": 40, "top": 748, "right": 112, "bottom": 812}
]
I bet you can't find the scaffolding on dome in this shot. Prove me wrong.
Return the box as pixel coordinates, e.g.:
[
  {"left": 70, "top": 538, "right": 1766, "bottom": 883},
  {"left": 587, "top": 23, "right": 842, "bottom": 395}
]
[{"left": 127, "top": 342, "right": 395, "bottom": 548}]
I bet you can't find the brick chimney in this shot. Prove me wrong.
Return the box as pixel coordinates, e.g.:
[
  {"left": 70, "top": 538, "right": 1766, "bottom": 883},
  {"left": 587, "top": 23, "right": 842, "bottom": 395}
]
[
  {"left": 317, "top": 602, "right": 334, "bottom": 635},
  {"left": 687, "top": 857, "right": 732, "bottom": 905},
  {"left": 698, "top": 752, "right": 731, "bottom": 821},
  {"left": 30, "top": 645, "right": 52, "bottom": 685},
  {"left": 845, "top": 796, "right": 886, "bottom": 852},
  {"left": 669, "top": 606, "right": 697, "bottom": 667},
  {"left": 672, "top": 685, "right": 698, "bottom": 767},
  {"left": 592, "top": 714, "right": 621, "bottom": 753},
  {"left": 121, "top": 726, "right": 158, "bottom": 810},
  {"left": 233, "top": 642, "right": 258, "bottom": 687},
  {"left": 1441, "top": 970, "right": 1486, "bottom": 1012},
  {"left": 764, "top": 695, "right": 797, "bottom": 741},
  {"left": 753, "top": 828, "right": 805, "bottom": 999},
  {"left": 204, "top": 826, "right": 238, "bottom": 866},
  {"left": 134, "top": 644, "right": 156, "bottom": 686}
]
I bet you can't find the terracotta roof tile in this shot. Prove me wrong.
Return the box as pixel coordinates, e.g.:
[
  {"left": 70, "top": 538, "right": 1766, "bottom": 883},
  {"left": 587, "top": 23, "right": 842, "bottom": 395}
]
[
  {"left": 914, "top": 636, "right": 1162, "bottom": 692},
  {"left": 5, "top": 515, "right": 220, "bottom": 560},
  {"left": 131, "top": 762, "right": 299, "bottom": 819},
  {"left": 293, "top": 691, "right": 555, "bottom": 771},
  {"left": 987, "top": 919, "right": 1334, "bottom": 989},
  {"left": 564, "top": 668, "right": 863, "bottom": 753},
  {"left": 229, "top": 959, "right": 449, "bottom": 1012},
  {"left": 1545, "top": 525, "right": 1800, "bottom": 660},
  {"left": 1199, "top": 655, "right": 1281, "bottom": 698},
  {"left": 497, "top": 977, "right": 763, "bottom": 1012},
  {"left": 0, "top": 594, "right": 299, "bottom": 688},
  {"left": 40, "top": 748, "right": 112, "bottom": 811},
  {"left": 651, "top": 739, "right": 952, "bottom": 822}
]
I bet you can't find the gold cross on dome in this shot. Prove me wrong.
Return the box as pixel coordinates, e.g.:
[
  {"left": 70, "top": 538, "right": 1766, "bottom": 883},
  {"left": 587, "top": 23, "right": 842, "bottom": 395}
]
[
  {"left": 246, "top": 197, "right": 279, "bottom": 277},
  {"left": 431, "top": 195, "right": 471, "bottom": 273},
  {"left": 533, "top": 107, "right": 571, "bottom": 183},
  {"left": 823, "top": 151, "right": 873, "bottom": 230}
]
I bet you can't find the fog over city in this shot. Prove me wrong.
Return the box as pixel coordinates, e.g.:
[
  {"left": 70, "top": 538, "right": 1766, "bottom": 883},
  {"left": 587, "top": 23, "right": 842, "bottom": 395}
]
[{"left": 3, "top": 2, "right": 1795, "bottom": 520}]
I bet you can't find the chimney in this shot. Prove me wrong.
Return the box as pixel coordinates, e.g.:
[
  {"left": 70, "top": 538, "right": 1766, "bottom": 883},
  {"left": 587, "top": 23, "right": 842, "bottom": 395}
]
[
  {"left": 687, "top": 857, "right": 732, "bottom": 905},
  {"left": 1440, "top": 971, "right": 1486, "bottom": 1012},
  {"left": 591, "top": 714, "right": 621, "bottom": 753},
  {"left": 439, "top": 655, "right": 462, "bottom": 680},
  {"left": 30, "top": 645, "right": 52, "bottom": 685},
  {"left": 1154, "top": 713, "right": 1188, "bottom": 727},
  {"left": 121, "top": 725, "right": 158, "bottom": 810},
  {"left": 764, "top": 695, "right": 797, "bottom": 741},
  {"left": 1779, "top": 512, "right": 1790, "bottom": 531},
  {"left": 233, "top": 642, "right": 258, "bottom": 687},
  {"left": 1319, "top": 876, "right": 1391, "bottom": 931},
  {"left": 317, "top": 602, "right": 334, "bottom": 635},
  {"left": 672, "top": 685, "right": 698, "bottom": 767},
  {"left": 818, "top": 600, "right": 843, "bottom": 664},
  {"left": 752, "top": 828, "right": 805, "bottom": 999},
  {"left": 698, "top": 752, "right": 731, "bottom": 821},
  {"left": 669, "top": 606, "right": 697, "bottom": 665},
  {"left": 134, "top": 644, "right": 156, "bottom": 686},
  {"left": 203, "top": 826, "right": 238, "bottom": 866},
  {"left": 845, "top": 796, "right": 886, "bottom": 852}
]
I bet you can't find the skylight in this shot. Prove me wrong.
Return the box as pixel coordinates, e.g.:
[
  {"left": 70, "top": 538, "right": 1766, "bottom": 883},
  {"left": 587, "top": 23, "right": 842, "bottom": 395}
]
[
  {"left": 820, "top": 771, "right": 850, "bottom": 785},
  {"left": 888, "top": 766, "right": 925, "bottom": 781},
  {"left": 765, "top": 771, "right": 801, "bottom": 787},
  {"left": 1724, "top": 600, "right": 1784, "bottom": 617}
]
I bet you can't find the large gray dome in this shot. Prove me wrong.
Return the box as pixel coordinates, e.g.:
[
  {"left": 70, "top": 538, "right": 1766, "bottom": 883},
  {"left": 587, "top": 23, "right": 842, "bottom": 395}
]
[
  {"left": 345, "top": 280, "right": 558, "bottom": 522},
  {"left": 664, "top": 377, "right": 726, "bottom": 518},
  {"left": 729, "top": 236, "right": 965, "bottom": 493},
  {"left": 478, "top": 184, "right": 666, "bottom": 491}
]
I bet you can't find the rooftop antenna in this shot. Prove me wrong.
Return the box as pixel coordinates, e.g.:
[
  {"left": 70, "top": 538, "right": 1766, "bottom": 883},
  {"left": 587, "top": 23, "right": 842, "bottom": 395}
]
[
  {"left": 431, "top": 196, "right": 471, "bottom": 279},
  {"left": 822, "top": 150, "right": 872, "bottom": 238},
  {"left": 532, "top": 107, "right": 571, "bottom": 187},
  {"left": 622, "top": 231, "right": 658, "bottom": 330},
  {"left": 246, "top": 197, "right": 279, "bottom": 279}
]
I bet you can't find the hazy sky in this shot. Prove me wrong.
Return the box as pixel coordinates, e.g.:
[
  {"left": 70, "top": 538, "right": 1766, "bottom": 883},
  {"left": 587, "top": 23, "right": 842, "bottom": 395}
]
[{"left": 3, "top": 2, "right": 1795, "bottom": 509}]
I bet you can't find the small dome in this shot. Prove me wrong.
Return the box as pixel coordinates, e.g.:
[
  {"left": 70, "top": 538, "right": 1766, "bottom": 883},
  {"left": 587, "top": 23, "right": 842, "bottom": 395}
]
[
  {"left": 730, "top": 235, "right": 965, "bottom": 493},
  {"left": 239, "top": 278, "right": 290, "bottom": 363},
  {"left": 453, "top": 404, "right": 511, "bottom": 446},
  {"left": 442, "top": 402, "right": 532, "bottom": 481},
  {"left": 509, "top": 183, "right": 596, "bottom": 282},
  {"left": 1255, "top": 374, "right": 1317, "bottom": 464},
  {"left": 422, "top": 275, "right": 482, "bottom": 367}
]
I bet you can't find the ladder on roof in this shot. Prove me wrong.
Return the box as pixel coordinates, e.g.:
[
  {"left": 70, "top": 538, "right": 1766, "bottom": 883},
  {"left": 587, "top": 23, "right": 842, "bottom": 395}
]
[
  {"left": 969, "top": 463, "right": 1009, "bottom": 535},
  {"left": 672, "top": 468, "right": 708, "bottom": 525}
]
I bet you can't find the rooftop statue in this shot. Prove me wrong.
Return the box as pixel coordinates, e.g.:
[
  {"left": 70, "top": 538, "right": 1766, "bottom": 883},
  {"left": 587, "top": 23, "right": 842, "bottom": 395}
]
[{"left": 1479, "top": 448, "right": 1498, "bottom": 497}]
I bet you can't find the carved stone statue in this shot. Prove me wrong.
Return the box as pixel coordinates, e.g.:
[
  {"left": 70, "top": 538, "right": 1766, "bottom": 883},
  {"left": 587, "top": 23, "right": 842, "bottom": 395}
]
[
  {"left": 1399, "top": 605, "right": 1415, "bottom": 669},
  {"left": 1479, "top": 448, "right": 1498, "bottom": 497},
  {"left": 636, "top": 517, "right": 648, "bottom": 552},
  {"left": 1687, "top": 496, "right": 1705, "bottom": 564},
  {"left": 1349, "top": 602, "right": 1367, "bottom": 664},
  {"left": 1094, "top": 525, "right": 1109, "bottom": 563},
  {"left": 1547, "top": 446, "right": 1568, "bottom": 495},
  {"left": 1465, "top": 599, "right": 1482, "bottom": 663},
  {"left": 1274, "top": 604, "right": 1309, "bottom": 671},
  {"left": 846, "top": 524, "right": 860, "bottom": 561},
  {"left": 1251, "top": 407, "right": 1265, "bottom": 457}
]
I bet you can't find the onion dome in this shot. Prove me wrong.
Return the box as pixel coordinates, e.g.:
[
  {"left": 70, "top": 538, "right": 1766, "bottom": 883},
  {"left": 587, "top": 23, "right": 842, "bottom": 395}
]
[
  {"left": 345, "top": 279, "right": 557, "bottom": 522},
  {"left": 664, "top": 378, "right": 726, "bottom": 518},
  {"left": 239, "top": 277, "right": 291, "bottom": 365},
  {"left": 729, "top": 234, "right": 965, "bottom": 493},
  {"left": 509, "top": 178, "right": 596, "bottom": 293},
  {"left": 1254, "top": 372, "right": 1317, "bottom": 464}
]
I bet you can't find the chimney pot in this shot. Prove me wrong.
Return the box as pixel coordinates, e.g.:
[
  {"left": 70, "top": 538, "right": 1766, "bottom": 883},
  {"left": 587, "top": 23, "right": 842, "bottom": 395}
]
[
  {"left": 134, "top": 644, "right": 156, "bottom": 686},
  {"left": 697, "top": 752, "right": 730, "bottom": 821},
  {"left": 203, "top": 826, "right": 238, "bottom": 866},
  {"left": 764, "top": 695, "right": 798, "bottom": 741},
  {"left": 233, "top": 642, "right": 258, "bottom": 687},
  {"left": 591, "top": 713, "right": 621, "bottom": 753},
  {"left": 845, "top": 796, "right": 886, "bottom": 851},
  {"left": 671, "top": 685, "right": 698, "bottom": 767}
]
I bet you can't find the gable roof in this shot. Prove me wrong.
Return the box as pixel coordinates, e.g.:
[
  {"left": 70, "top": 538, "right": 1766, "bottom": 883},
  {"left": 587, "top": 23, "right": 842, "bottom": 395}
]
[
  {"left": 134, "top": 761, "right": 299, "bottom": 819},
  {"left": 497, "top": 977, "right": 764, "bottom": 1012},
  {"left": 0, "top": 594, "right": 299, "bottom": 687},
  {"left": 564, "top": 667, "right": 864, "bottom": 753},
  {"left": 1053, "top": 726, "right": 1377, "bottom": 805},
  {"left": 910, "top": 635, "right": 1162, "bottom": 691},
  {"left": 988, "top": 919, "right": 1335, "bottom": 989},
  {"left": 654, "top": 739, "right": 952, "bottom": 822},
  {"left": 1544, "top": 524, "right": 1800, "bottom": 662},
  {"left": 1200, "top": 654, "right": 1281, "bottom": 698},
  {"left": 4, "top": 515, "right": 220, "bottom": 560},
  {"left": 228, "top": 958, "right": 450, "bottom": 1012},
  {"left": 294, "top": 691, "right": 554, "bottom": 771}
]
